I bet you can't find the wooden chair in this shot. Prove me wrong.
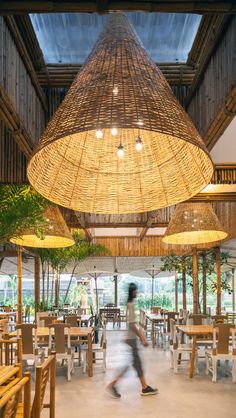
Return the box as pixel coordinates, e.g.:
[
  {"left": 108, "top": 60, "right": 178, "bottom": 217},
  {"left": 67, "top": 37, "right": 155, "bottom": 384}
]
[
  {"left": 187, "top": 314, "right": 209, "bottom": 325},
  {"left": 0, "top": 373, "right": 31, "bottom": 418},
  {"left": 162, "top": 312, "right": 179, "bottom": 350},
  {"left": 0, "top": 338, "right": 22, "bottom": 366},
  {"left": 227, "top": 312, "right": 236, "bottom": 324},
  {"left": 22, "top": 305, "right": 31, "bottom": 323},
  {"left": 151, "top": 306, "right": 161, "bottom": 314},
  {"left": 83, "top": 320, "right": 106, "bottom": 373},
  {"left": 170, "top": 319, "right": 199, "bottom": 374},
  {"left": 212, "top": 314, "right": 228, "bottom": 324},
  {"left": 205, "top": 324, "right": 236, "bottom": 383},
  {"left": 16, "top": 324, "right": 40, "bottom": 366},
  {"left": 0, "top": 318, "right": 9, "bottom": 337},
  {"left": 48, "top": 324, "right": 74, "bottom": 381}
]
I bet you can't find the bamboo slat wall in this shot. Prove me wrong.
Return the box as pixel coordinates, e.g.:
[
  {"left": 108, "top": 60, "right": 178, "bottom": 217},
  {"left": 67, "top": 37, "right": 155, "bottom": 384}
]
[
  {"left": 0, "top": 121, "right": 27, "bottom": 183},
  {"left": 0, "top": 16, "right": 45, "bottom": 144},
  {"left": 187, "top": 15, "right": 236, "bottom": 148}
]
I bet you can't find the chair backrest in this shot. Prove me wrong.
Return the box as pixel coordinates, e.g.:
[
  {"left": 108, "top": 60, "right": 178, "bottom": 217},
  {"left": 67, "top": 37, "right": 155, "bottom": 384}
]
[
  {"left": 0, "top": 372, "right": 31, "bottom": 418},
  {"left": 31, "top": 354, "right": 56, "bottom": 418},
  {"left": 169, "top": 318, "right": 176, "bottom": 345},
  {"left": 188, "top": 314, "right": 207, "bottom": 325},
  {"left": 213, "top": 323, "right": 236, "bottom": 355},
  {"left": 227, "top": 312, "right": 236, "bottom": 324},
  {"left": 212, "top": 314, "right": 228, "bottom": 324},
  {"left": 0, "top": 318, "right": 9, "bottom": 335},
  {"left": 16, "top": 324, "right": 37, "bottom": 355},
  {"left": 0, "top": 338, "right": 22, "bottom": 366},
  {"left": 164, "top": 312, "right": 179, "bottom": 332},
  {"left": 49, "top": 324, "right": 71, "bottom": 354},
  {"left": 65, "top": 314, "right": 78, "bottom": 327},
  {"left": 99, "top": 319, "right": 107, "bottom": 348},
  {"left": 151, "top": 306, "right": 161, "bottom": 314}
]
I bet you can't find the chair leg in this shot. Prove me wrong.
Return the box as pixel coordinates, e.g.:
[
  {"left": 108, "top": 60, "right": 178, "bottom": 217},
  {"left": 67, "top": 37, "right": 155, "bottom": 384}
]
[
  {"left": 170, "top": 351, "right": 174, "bottom": 369},
  {"left": 67, "top": 359, "right": 71, "bottom": 381},
  {"left": 232, "top": 359, "right": 236, "bottom": 383},
  {"left": 163, "top": 333, "right": 166, "bottom": 351},
  {"left": 205, "top": 354, "right": 209, "bottom": 376},
  {"left": 212, "top": 358, "right": 217, "bottom": 383},
  {"left": 103, "top": 351, "right": 106, "bottom": 372},
  {"left": 173, "top": 351, "right": 178, "bottom": 374}
]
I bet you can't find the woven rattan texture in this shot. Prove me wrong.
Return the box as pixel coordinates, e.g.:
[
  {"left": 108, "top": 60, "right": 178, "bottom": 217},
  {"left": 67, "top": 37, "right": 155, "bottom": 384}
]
[
  {"left": 10, "top": 206, "right": 75, "bottom": 248},
  {"left": 28, "top": 13, "right": 214, "bottom": 214},
  {"left": 162, "top": 203, "right": 228, "bottom": 245}
]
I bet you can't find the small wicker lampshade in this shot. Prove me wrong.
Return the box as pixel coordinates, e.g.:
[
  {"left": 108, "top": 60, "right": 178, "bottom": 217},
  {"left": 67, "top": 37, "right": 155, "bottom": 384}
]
[
  {"left": 27, "top": 13, "right": 213, "bottom": 214},
  {"left": 162, "top": 203, "right": 228, "bottom": 245},
  {"left": 10, "top": 207, "right": 74, "bottom": 248}
]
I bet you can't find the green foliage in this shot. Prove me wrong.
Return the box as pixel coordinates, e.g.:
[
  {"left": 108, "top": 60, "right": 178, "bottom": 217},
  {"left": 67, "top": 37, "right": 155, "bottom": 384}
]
[
  {"left": 136, "top": 293, "right": 173, "bottom": 310},
  {"left": 0, "top": 185, "right": 48, "bottom": 244}
]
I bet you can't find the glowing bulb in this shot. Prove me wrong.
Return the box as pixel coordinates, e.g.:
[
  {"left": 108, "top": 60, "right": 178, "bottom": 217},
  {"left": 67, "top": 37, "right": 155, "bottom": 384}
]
[
  {"left": 136, "top": 136, "right": 143, "bottom": 151},
  {"left": 113, "top": 86, "right": 118, "bottom": 96},
  {"left": 194, "top": 219, "right": 197, "bottom": 222},
  {"left": 46, "top": 218, "right": 50, "bottom": 222},
  {"left": 49, "top": 225, "right": 53, "bottom": 230},
  {"left": 96, "top": 129, "right": 103, "bottom": 139},
  {"left": 192, "top": 224, "right": 195, "bottom": 228},
  {"left": 117, "top": 144, "right": 124, "bottom": 158},
  {"left": 111, "top": 128, "right": 118, "bottom": 136},
  {"left": 137, "top": 120, "right": 144, "bottom": 126}
]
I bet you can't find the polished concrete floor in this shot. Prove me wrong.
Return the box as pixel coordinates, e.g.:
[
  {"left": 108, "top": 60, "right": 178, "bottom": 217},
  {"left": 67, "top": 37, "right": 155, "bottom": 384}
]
[{"left": 42, "top": 329, "right": 236, "bottom": 418}]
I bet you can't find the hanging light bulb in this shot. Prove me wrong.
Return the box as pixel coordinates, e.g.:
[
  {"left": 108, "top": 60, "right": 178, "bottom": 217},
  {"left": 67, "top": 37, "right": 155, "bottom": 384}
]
[
  {"left": 117, "top": 143, "right": 124, "bottom": 158},
  {"left": 111, "top": 127, "right": 118, "bottom": 136},
  {"left": 96, "top": 129, "right": 103, "bottom": 139},
  {"left": 136, "top": 136, "right": 142, "bottom": 151},
  {"left": 113, "top": 85, "right": 118, "bottom": 96}
]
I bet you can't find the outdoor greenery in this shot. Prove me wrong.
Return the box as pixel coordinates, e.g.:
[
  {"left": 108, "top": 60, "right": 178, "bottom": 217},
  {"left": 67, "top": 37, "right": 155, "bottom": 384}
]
[
  {"left": 136, "top": 294, "right": 173, "bottom": 310},
  {"left": 0, "top": 185, "right": 49, "bottom": 244}
]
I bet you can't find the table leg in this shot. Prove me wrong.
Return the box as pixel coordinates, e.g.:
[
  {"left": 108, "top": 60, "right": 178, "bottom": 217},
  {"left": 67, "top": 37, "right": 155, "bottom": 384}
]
[
  {"left": 152, "top": 321, "right": 155, "bottom": 348},
  {"left": 87, "top": 333, "right": 93, "bottom": 377},
  {"left": 189, "top": 336, "right": 196, "bottom": 378}
]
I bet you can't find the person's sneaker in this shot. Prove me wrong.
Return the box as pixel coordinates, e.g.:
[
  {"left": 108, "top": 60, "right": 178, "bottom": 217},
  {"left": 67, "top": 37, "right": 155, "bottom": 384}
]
[
  {"left": 106, "top": 384, "right": 121, "bottom": 399},
  {"left": 141, "top": 386, "right": 158, "bottom": 396}
]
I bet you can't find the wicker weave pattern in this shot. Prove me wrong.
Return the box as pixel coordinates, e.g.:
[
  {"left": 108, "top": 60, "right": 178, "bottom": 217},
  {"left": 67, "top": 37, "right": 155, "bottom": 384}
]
[
  {"left": 162, "top": 203, "right": 228, "bottom": 245},
  {"left": 27, "top": 13, "right": 213, "bottom": 214},
  {"left": 10, "top": 206, "right": 74, "bottom": 248}
]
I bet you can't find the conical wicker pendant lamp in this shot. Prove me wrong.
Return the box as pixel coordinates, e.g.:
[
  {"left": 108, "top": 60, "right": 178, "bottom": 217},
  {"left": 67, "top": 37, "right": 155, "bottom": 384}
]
[
  {"left": 162, "top": 203, "right": 228, "bottom": 245},
  {"left": 27, "top": 13, "right": 214, "bottom": 214},
  {"left": 10, "top": 206, "right": 74, "bottom": 248}
]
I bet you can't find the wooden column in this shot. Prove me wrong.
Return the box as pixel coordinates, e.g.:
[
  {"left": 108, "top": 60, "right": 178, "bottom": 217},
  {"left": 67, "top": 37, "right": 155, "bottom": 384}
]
[
  {"left": 17, "top": 246, "right": 22, "bottom": 324},
  {"left": 216, "top": 247, "right": 221, "bottom": 315},
  {"left": 34, "top": 256, "right": 40, "bottom": 320},
  {"left": 192, "top": 249, "right": 199, "bottom": 314},
  {"left": 232, "top": 268, "right": 235, "bottom": 312},
  {"left": 175, "top": 272, "right": 178, "bottom": 312},
  {"left": 114, "top": 274, "right": 118, "bottom": 307},
  {"left": 202, "top": 253, "right": 207, "bottom": 315},
  {"left": 182, "top": 265, "right": 187, "bottom": 310}
]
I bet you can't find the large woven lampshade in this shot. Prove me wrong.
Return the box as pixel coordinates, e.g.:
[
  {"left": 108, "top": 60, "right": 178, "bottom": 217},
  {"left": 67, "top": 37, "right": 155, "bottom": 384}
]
[
  {"left": 162, "top": 203, "right": 228, "bottom": 245},
  {"left": 10, "top": 206, "right": 74, "bottom": 248},
  {"left": 27, "top": 13, "right": 213, "bottom": 214}
]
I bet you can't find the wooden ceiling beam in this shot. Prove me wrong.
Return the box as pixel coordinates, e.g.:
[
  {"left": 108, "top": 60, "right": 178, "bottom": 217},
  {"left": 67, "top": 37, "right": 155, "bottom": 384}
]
[
  {"left": 74, "top": 211, "right": 92, "bottom": 242},
  {"left": 0, "top": 1, "right": 236, "bottom": 14},
  {"left": 36, "top": 63, "right": 196, "bottom": 87}
]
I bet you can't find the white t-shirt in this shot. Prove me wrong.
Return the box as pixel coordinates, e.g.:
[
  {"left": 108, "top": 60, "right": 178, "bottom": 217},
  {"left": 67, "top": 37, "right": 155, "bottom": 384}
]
[{"left": 127, "top": 301, "right": 136, "bottom": 339}]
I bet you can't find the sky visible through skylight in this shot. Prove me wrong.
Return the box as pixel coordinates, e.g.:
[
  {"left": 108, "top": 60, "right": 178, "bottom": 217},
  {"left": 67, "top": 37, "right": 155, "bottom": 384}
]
[{"left": 30, "top": 12, "right": 201, "bottom": 64}]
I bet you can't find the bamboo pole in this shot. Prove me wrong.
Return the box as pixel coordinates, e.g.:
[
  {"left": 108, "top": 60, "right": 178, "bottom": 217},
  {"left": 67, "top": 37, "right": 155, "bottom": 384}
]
[
  {"left": 17, "top": 246, "right": 22, "bottom": 324},
  {"left": 34, "top": 256, "right": 40, "bottom": 321},
  {"left": 232, "top": 268, "right": 235, "bottom": 312},
  {"left": 182, "top": 265, "right": 187, "bottom": 310},
  {"left": 192, "top": 249, "right": 199, "bottom": 314},
  {"left": 175, "top": 272, "right": 178, "bottom": 312},
  {"left": 202, "top": 253, "right": 207, "bottom": 314},
  {"left": 216, "top": 247, "right": 221, "bottom": 315}
]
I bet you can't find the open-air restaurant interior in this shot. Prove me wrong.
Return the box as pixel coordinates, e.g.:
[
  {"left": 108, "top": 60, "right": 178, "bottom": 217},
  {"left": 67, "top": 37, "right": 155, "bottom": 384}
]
[{"left": 0, "top": 1, "right": 236, "bottom": 417}]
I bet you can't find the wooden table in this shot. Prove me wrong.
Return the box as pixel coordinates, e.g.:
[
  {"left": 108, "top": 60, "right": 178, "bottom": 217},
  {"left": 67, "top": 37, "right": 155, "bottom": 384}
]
[
  {"left": 10, "top": 327, "right": 94, "bottom": 377},
  {"left": 57, "top": 314, "right": 92, "bottom": 326},
  {"left": 177, "top": 325, "right": 213, "bottom": 378},
  {"left": 146, "top": 314, "right": 165, "bottom": 348}
]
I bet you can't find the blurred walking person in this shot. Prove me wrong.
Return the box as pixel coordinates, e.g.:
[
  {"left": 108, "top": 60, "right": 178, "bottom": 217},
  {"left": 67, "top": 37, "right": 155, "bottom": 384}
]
[{"left": 107, "top": 282, "right": 158, "bottom": 398}]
